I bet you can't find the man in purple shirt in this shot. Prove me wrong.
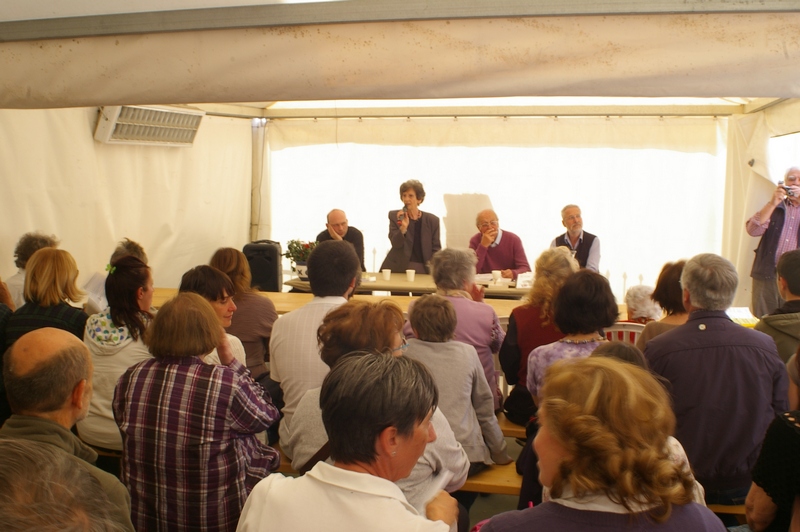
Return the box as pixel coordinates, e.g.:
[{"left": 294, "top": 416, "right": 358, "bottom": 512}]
[
  {"left": 746, "top": 167, "right": 800, "bottom": 318},
  {"left": 468, "top": 209, "right": 531, "bottom": 280}
]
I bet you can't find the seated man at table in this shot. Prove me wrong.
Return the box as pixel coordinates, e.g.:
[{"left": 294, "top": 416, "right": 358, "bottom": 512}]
[
  {"left": 270, "top": 240, "right": 361, "bottom": 446},
  {"left": 468, "top": 209, "right": 531, "bottom": 280},
  {"left": 316, "top": 209, "right": 366, "bottom": 271},
  {"left": 550, "top": 204, "right": 600, "bottom": 271}
]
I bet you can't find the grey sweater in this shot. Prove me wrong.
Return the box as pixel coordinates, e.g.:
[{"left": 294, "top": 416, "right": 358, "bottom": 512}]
[{"left": 405, "top": 339, "right": 511, "bottom": 465}]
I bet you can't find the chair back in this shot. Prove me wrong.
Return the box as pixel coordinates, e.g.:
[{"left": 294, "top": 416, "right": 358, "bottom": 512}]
[{"left": 604, "top": 322, "right": 645, "bottom": 344}]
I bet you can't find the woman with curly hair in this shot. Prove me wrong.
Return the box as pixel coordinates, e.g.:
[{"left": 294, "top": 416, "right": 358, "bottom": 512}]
[
  {"left": 498, "top": 247, "right": 578, "bottom": 423},
  {"left": 482, "top": 357, "right": 724, "bottom": 531}
]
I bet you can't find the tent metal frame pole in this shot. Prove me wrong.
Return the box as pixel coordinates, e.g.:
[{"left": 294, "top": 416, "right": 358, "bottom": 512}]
[{"left": 2, "top": 0, "right": 800, "bottom": 42}]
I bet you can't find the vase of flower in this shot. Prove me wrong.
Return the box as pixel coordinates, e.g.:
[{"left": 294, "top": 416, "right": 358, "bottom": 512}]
[
  {"left": 284, "top": 240, "right": 317, "bottom": 280},
  {"left": 294, "top": 261, "right": 309, "bottom": 280}
]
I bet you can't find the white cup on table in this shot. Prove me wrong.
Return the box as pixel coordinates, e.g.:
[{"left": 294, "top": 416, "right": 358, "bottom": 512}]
[
  {"left": 382, "top": 269, "right": 392, "bottom": 281},
  {"left": 491, "top": 270, "right": 502, "bottom": 283},
  {"left": 406, "top": 269, "right": 416, "bottom": 282}
]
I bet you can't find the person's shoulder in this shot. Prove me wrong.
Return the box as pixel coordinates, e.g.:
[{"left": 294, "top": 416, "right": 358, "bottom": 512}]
[
  {"left": 347, "top": 225, "right": 364, "bottom": 237},
  {"left": 468, "top": 232, "right": 481, "bottom": 246},
  {"left": 481, "top": 504, "right": 564, "bottom": 531},
  {"left": 668, "top": 502, "right": 727, "bottom": 530},
  {"left": 316, "top": 230, "right": 331, "bottom": 242}
]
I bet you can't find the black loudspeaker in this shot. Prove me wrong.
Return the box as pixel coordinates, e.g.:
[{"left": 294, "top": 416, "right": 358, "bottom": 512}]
[{"left": 243, "top": 240, "right": 282, "bottom": 292}]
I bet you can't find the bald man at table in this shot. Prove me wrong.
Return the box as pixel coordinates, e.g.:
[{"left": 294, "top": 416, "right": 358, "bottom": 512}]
[
  {"left": 316, "top": 209, "right": 366, "bottom": 271},
  {"left": 468, "top": 209, "right": 531, "bottom": 280}
]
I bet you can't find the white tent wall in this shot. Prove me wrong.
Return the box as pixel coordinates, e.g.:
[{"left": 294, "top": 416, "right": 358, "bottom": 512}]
[
  {"left": 262, "top": 115, "right": 727, "bottom": 301},
  {"left": 2, "top": 13, "right": 800, "bottom": 108},
  {"left": 0, "top": 109, "right": 252, "bottom": 291}
]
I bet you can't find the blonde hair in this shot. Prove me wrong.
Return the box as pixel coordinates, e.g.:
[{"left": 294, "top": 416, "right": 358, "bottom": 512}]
[
  {"left": 210, "top": 247, "right": 254, "bottom": 295},
  {"left": 145, "top": 292, "right": 223, "bottom": 359},
  {"left": 526, "top": 247, "right": 579, "bottom": 326},
  {"left": 23, "top": 248, "right": 84, "bottom": 306},
  {"left": 541, "top": 357, "right": 694, "bottom": 522}
]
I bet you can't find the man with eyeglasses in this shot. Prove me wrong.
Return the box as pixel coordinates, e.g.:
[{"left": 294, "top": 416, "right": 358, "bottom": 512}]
[
  {"left": 747, "top": 167, "right": 800, "bottom": 318},
  {"left": 468, "top": 209, "right": 531, "bottom": 280},
  {"left": 315, "top": 209, "right": 366, "bottom": 272},
  {"left": 551, "top": 204, "right": 600, "bottom": 272}
]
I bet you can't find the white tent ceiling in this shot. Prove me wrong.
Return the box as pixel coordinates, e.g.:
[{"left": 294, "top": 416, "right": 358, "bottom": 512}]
[{"left": 1, "top": 1, "right": 799, "bottom": 112}]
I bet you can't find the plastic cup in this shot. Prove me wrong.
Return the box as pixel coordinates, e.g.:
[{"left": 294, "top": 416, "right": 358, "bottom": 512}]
[
  {"left": 406, "top": 269, "right": 416, "bottom": 282},
  {"left": 382, "top": 269, "right": 392, "bottom": 281}
]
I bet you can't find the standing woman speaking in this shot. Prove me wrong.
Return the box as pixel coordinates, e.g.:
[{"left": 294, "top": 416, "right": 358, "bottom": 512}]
[{"left": 380, "top": 180, "right": 441, "bottom": 274}]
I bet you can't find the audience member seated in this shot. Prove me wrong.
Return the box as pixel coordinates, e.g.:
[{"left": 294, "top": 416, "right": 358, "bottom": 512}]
[
  {"left": 624, "top": 285, "right": 661, "bottom": 324},
  {"left": 751, "top": 405, "right": 800, "bottom": 532},
  {"left": 77, "top": 256, "right": 154, "bottom": 453},
  {"left": 179, "top": 265, "right": 247, "bottom": 367},
  {"left": 0, "top": 328, "right": 134, "bottom": 531},
  {"left": 406, "top": 294, "right": 511, "bottom": 467},
  {"left": 0, "top": 278, "right": 12, "bottom": 352},
  {"left": 211, "top": 247, "right": 282, "bottom": 443},
  {"left": 756, "top": 249, "right": 800, "bottom": 363},
  {"left": 635, "top": 260, "right": 688, "bottom": 351},
  {"left": 468, "top": 209, "right": 531, "bottom": 280},
  {"left": 481, "top": 357, "right": 725, "bottom": 532},
  {"left": 787, "top": 351, "right": 800, "bottom": 411},
  {"left": 6, "top": 231, "right": 59, "bottom": 309},
  {"left": 283, "top": 300, "right": 469, "bottom": 522},
  {"left": 744, "top": 410, "right": 800, "bottom": 531},
  {"left": 526, "top": 269, "right": 617, "bottom": 405},
  {"left": 0, "top": 439, "right": 125, "bottom": 532},
  {"left": 645, "top": 254, "right": 788, "bottom": 524},
  {"left": 587, "top": 341, "right": 706, "bottom": 505},
  {"left": 380, "top": 179, "right": 441, "bottom": 274},
  {"left": 405, "top": 248, "right": 505, "bottom": 411},
  {"left": 406, "top": 294, "right": 511, "bottom": 514},
  {"left": 270, "top": 240, "right": 361, "bottom": 445},
  {"left": 4, "top": 248, "right": 88, "bottom": 351},
  {"left": 210, "top": 247, "right": 278, "bottom": 381},
  {"left": 83, "top": 238, "right": 149, "bottom": 316},
  {"left": 113, "top": 293, "right": 279, "bottom": 532},
  {"left": 498, "top": 247, "right": 578, "bottom": 425},
  {"left": 238, "top": 353, "right": 459, "bottom": 532},
  {"left": 518, "top": 269, "right": 616, "bottom": 508}
]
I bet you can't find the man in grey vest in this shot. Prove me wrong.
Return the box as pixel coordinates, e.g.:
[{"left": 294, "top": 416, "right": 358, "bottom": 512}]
[
  {"left": 746, "top": 167, "right": 800, "bottom": 318},
  {"left": 550, "top": 204, "right": 600, "bottom": 271}
]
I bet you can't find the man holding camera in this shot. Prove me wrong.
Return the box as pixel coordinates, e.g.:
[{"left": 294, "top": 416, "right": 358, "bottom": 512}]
[{"left": 747, "top": 167, "right": 800, "bottom": 318}]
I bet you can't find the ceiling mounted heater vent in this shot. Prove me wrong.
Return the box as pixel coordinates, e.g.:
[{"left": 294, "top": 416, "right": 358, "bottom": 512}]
[{"left": 94, "top": 105, "right": 205, "bottom": 147}]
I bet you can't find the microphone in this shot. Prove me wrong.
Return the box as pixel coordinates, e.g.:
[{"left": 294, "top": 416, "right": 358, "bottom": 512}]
[{"left": 397, "top": 205, "right": 407, "bottom": 225}]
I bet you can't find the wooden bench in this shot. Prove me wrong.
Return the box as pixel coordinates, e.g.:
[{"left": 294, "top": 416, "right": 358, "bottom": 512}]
[
  {"left": 706, "top": 504, "right": 747, "bottom": 524},
  {"left": 496, "top": 412, "right": 526, "bottom": 439},
  {"left": 460, "top": 462, "right": 522, "bottom": 495},
  {"left": 272, "top": 443, "right": 300, "bottom": 476}
]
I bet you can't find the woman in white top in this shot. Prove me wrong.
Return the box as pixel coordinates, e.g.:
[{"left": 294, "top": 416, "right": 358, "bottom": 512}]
[
  {"left": 78, "top": 255, "right": 154, "bottom": 451},
  {"left": 178, "top": 265, "right": 247, "bottom": 366}
]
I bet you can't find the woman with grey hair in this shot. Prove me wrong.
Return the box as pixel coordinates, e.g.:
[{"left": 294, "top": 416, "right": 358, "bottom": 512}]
[
  {"left": 380, "top": 180, "right": 441, "bottom": 274},
  {"left": 404, "top": 248, "right": 505, "bottom": 411},
  {"left": 238, "top": 353, "right": 459, "bottom": 532},
  {"left": 625, "top": 285, "right": 662, "bottom": 323}
]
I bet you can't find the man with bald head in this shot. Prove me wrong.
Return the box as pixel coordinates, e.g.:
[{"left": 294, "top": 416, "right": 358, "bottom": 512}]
[
  {"left": 468, "top": 209, "right": 531, "bottom": 280},
  {"left": 0, "top": 328, "right": 134, "bottom": 532},
  {"left": 316, "top": 209, "right": 366, "bottom": 271}
]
